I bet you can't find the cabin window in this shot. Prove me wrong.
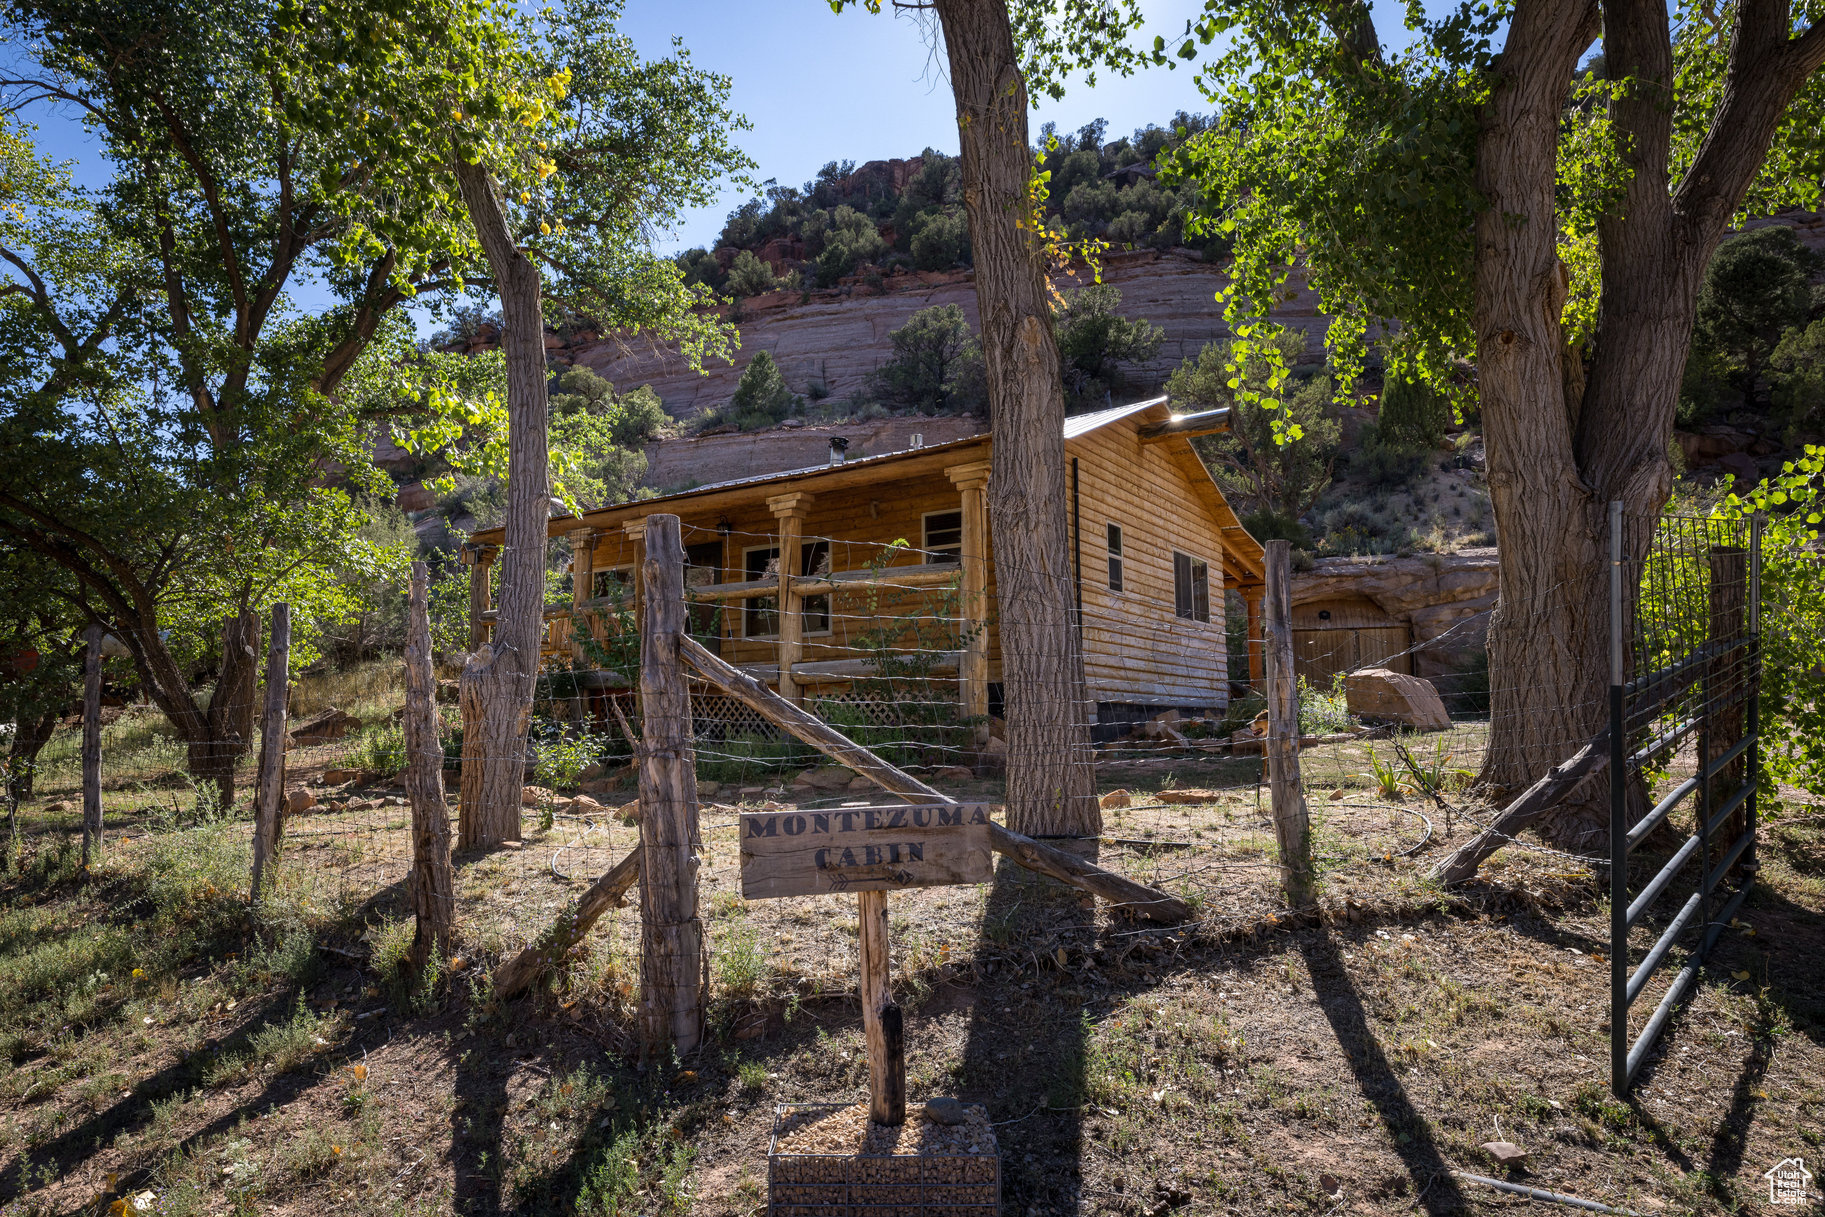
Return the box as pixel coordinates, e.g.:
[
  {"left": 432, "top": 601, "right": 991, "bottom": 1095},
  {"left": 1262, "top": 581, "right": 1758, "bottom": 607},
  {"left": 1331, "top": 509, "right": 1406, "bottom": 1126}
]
[
  {"left": 591, "top": 567, "right": 632, "bottom": 602},
  {"left": 1173, "top": 551, "right": 1210, "bottom": 623},
  {"left": 741, "top": 543, "right": 832, "bottom": 637},
  {"left": 743, "top": 546, "right": 779, "bottom": 637},
  {"left": 923, "top": 510, "right": 963, "bottom": 563},
  {"left": 801, "top": 540, "right": 832, "bottom": 634},
  {"left": 1106, "top": 524, "right": 1124, "bottom": 592}
]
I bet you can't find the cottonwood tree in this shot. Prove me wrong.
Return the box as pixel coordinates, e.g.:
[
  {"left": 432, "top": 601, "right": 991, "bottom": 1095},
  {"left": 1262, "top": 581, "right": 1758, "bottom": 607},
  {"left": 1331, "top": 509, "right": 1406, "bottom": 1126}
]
[
  {"left": 1168, "top": 0, "right": 1825, "bottom": 843},
  {"left": 832, "top": 0, "right": 1155, "bottom": 840},
  {"left": 0, "top": 0, "right": 747, "bottom": 811},
  {"left": 337, "top": 0, "right": 752, "bottom": 845}
]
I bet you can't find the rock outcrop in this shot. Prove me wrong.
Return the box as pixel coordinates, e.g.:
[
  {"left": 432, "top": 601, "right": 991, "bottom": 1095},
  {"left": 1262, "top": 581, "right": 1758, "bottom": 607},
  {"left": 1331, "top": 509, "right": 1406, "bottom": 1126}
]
[
  {"left": 1343, "top": 668, "right": 1453, "bottom": 732},
  {"left": 561, "top": 249, "right": 1330, "bottom": 422},
  {"left": 1291, "top": 548, "right": 1499, "bottom": 681}
]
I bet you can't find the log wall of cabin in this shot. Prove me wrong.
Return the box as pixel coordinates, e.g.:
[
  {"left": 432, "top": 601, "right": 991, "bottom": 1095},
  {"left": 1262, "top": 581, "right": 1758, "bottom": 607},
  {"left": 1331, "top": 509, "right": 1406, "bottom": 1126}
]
[
  {"left": 558, "top": 451, "right": 1002, "bottom": 688},
  {"left": 1066, "top": 424, "right": 1230, "bottom": 710}
]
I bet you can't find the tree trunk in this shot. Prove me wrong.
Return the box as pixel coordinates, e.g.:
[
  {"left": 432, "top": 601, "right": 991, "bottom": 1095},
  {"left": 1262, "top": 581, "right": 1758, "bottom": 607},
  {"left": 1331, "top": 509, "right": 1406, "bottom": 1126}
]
[
  {"left": 932, "top": 0, "right": 1099, "bottom": 842},
  {"left": 6, "top": 707, "right": 59, "bottom": 800},
  {"left": 188, "top": 609, "right": 261, "bottom": 811},
  {"left": 1471, "top": 0, "right": 1625, "bottom": 846},
  {"left": 405, "top": 562, "right": 455, "bottom": 967},
  {"left": 452, "top": 158, "right": 550, "bottom": 849},
  {"left": 1471, "top": 0, "right": 1825, "bottom": 847}
]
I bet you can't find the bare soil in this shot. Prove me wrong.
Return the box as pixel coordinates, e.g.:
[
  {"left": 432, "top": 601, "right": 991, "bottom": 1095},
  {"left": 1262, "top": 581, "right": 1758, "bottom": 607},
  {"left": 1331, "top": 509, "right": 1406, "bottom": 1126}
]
[{"left": 0, "top": 725, "right": 1819, "bottom": 1217}]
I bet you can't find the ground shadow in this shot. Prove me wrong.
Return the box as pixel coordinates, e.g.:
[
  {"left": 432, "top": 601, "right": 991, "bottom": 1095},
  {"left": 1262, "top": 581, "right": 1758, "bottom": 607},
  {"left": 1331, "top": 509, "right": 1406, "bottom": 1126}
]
[
  {"left": 1296, "top": 928, "right": 1469, "bottom": 1216},
  {"left": 952, "top": 856, "right": 1111, "bottom": 1215}
]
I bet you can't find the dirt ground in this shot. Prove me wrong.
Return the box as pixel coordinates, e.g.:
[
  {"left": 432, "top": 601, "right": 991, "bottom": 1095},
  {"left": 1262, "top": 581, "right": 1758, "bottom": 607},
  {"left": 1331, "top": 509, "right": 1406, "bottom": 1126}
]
[{"left": 0, "top": 724, "right": 1820, "bottom": 1217}]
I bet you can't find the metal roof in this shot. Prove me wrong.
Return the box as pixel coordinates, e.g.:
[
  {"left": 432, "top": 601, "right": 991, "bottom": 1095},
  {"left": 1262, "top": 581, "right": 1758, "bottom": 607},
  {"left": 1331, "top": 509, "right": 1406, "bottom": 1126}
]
[{"left": 539, "top": 395, "right": 1174, "bottom": 529}]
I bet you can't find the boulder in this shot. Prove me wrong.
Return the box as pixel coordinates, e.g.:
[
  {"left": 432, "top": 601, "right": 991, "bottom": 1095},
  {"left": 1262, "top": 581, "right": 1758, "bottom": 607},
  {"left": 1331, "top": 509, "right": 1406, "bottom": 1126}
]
[
  {"left": 1717, "top": 451, "right": 1761, "bottom": 487},
  {"left": 565, "top": 795, "right": 607, "bottom": 817},
  {"left": 933, "top": 765, "right": 974, "bottom": 782},
  {"left": 617, "top": 800, "right": 641, "bottom": 823},
  {"left": 521, "top": 786, "right": 554, "bottom": 807},
  {"left": 285, "top": 789, "right": 316, "bottom": 816},
  {"left": 288, "top": 708, "right": 360, "bottom": 749},
  {"left": 1480, "top": 1141, "right": 1528, "bottom": 1168},
  {"left": 1099, "top": 789, "right": 1132, "bottom": 810},
  {"left": 697, "top": 779, "right": 722, "bottom": 797},
  {"left": 791, "top": 766, "right": 854, "bottom": 792},
  {"left": 1342, "top": 668, "right": 1452, "bottom": 732}
]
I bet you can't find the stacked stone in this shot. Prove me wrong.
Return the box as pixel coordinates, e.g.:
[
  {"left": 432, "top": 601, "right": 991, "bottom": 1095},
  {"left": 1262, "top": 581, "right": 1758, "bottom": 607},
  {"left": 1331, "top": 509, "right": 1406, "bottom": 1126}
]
[{"left": 769, "top": 1101, "right": 998, "bottom": 1215}]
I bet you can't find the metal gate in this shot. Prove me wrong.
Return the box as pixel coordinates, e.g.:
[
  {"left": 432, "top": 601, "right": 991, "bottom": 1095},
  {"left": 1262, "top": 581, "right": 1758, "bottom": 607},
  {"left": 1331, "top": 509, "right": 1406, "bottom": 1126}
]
[{"left": 1608, "top": 503, "right": 1762, "bottom": 1096}]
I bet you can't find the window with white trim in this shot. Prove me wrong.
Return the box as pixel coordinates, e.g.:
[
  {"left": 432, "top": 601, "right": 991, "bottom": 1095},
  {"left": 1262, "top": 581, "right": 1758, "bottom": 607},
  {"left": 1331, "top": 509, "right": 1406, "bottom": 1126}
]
[
  {"left": 923, "top": 509, "right": 963, "bottom": 563},
  {"left": 1173, "top": 551, "right": 1210, "bottom": 622}
]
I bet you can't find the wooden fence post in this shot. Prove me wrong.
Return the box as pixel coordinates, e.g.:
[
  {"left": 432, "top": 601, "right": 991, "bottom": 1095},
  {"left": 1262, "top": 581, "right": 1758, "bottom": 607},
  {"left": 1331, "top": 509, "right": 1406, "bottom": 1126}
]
[
  {"left": 858, "top": 888, "right": 906, "bottom": 1124},
  {"left": 81, "top": 624, "right": 102, "bottom": 869},
  {"left": 637, "top": 514, "right": 704, "bottom": 1055},
  {"left": 250, "top": 604, "right": 290, "bottom": 905},
  {"left": 405, "top": 562, "right": 455, "bottom": 967},
  {"left": 1706, "top": 545, "right": 1747, "bottom": 874},
  {"left": 1263, "top": 541, "right": 1315, "bottom": 906}
]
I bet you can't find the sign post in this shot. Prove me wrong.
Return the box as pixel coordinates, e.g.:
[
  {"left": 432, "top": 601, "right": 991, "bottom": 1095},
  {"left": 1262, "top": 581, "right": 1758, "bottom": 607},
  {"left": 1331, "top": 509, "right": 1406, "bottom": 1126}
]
[{"left": 740, "top": 801, "right": 996, "bottom": 1125}]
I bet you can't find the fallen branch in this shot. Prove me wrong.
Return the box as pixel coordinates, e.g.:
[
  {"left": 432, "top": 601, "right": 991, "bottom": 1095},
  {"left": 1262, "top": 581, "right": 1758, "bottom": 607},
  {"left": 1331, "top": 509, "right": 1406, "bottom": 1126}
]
[
  {"left": 492, "top": 848, "right": 640, "bottom": 1000},
  {"left": 678, "top": 635, "right": 1191, "bottom": 923},
  {"left": 1428, "top": 732, "right": 1609, "bottom": 886},
  {"left": 1452, "top": 1172, "right": 1641, "bottom": 1216}
]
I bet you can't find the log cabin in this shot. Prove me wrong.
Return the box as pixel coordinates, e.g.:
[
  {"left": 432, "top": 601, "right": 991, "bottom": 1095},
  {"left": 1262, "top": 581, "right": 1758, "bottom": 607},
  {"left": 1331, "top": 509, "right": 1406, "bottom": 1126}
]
[{"left": 464, "top": 397, "right": 1267, "bottom": 738}]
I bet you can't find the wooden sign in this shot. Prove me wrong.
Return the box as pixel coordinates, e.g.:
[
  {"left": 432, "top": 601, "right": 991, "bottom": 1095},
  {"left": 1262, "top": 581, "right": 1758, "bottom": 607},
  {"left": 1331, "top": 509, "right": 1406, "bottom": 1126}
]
[{"left": 739, "top": 803, "right": 995, "bottom": 899}]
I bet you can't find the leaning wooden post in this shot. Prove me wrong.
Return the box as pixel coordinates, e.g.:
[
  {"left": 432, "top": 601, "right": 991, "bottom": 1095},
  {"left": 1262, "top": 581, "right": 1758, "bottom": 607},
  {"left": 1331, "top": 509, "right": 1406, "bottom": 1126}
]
[
  {"left": 466, "top": 544, "right": 495, "bottom": 651},
  {"left": 250, "top": 603, "right": 290, "bottom": 905},
  {"left": 1263, "top": 541, "right": 1315, "bottom": 906},
  {"left": 858, "top": 888, "right": 906, "bottom": 1123},
  {"left": 637, "top": 514, "right": 704, "bottom": 1055},
  {"left": 80, "top": 624, "right": 102, "bottom": 869},
  {"left": 405, "top": 563, "right": 456, "bottom": 967}
]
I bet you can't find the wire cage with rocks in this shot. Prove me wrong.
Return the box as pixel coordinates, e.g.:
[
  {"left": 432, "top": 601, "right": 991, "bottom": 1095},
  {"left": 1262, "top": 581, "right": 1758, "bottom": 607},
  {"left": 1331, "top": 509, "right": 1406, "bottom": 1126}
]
[{"left": 767, "top": 1102, "right": 1000, "bottom": 1216}]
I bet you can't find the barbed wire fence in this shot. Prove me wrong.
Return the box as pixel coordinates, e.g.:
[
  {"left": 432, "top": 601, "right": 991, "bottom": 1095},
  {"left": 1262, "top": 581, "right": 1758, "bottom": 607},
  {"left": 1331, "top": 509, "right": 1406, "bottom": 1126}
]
[{"left": 36, "top": 505, "right": 1761, "bottom": 1059}]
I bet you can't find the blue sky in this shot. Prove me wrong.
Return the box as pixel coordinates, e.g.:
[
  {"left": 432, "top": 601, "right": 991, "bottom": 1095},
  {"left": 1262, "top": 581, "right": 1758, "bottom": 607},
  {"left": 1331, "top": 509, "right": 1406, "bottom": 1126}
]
[{"left": 29, "top": 1, "right": 1448, "bottom": 270}]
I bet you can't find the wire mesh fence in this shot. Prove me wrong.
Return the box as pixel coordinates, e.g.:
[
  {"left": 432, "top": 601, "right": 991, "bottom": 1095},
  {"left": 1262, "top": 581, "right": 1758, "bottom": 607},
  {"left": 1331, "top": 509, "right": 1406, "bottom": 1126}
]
[{"left": 26, "top": 512, "right": 1728, "bottom": 1037}]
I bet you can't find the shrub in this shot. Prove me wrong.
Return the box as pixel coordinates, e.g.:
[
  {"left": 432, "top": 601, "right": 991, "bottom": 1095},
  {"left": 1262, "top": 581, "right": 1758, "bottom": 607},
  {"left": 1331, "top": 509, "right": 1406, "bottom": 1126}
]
[
  {"left": 725, "top": 249, "right": 777, "bottom": 298},
  {"left": 1769, "top": 317, "right": 1825, "bottom": 433},
  {"left": 869, "top": 304, "right": 986, "bottom": 414},
  {"left": 1053, "top": 284, "right": 1164, "bottom": 408},
  {"left": 1173, "top": 333, "right": 1341, "bottom": 519},
  {"left": 908, "top": 207, "right": 970, "bottom": 270},
  {"left": 701, "top": 351, "right": 802, "bottom": 432},
  {"left": 1347, "top": 421, "right": 1430, "bottom": 490},
  {"left": 1376, "top": 376, "right": 1451, "bottom": 449}
]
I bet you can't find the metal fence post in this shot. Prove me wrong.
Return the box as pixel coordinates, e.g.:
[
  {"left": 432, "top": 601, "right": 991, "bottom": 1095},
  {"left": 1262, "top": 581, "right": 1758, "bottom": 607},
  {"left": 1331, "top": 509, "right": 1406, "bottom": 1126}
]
[
  {"left": 1745, "top": 513, "right": 1763, "bottom": 874},
  {"left": 1608, "top": 500, "right": 1627, "bottom": 1097},
  {"left": 81, "top": 624, "right": 103, "bottom": 870},
  {"left": 251, "top": 603, "right": 291, "bottom": 907}
]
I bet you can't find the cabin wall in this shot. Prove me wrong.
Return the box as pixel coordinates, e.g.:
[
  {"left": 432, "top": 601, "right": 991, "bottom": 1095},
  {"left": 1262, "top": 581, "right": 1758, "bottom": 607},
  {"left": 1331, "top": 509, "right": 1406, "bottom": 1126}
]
[
  {"left": 1068, "top": 425, "right": 1230, "bottom": 712},
  {"left": 562, "top": 455, "right": 998, "bottom": 684}
]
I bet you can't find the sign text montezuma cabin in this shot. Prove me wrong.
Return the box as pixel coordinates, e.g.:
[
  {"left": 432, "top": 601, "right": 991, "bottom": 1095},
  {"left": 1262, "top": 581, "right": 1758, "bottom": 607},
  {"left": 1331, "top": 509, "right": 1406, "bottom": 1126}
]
[{"left": 739, "top": 803, "right": 994, "bottom": 899}]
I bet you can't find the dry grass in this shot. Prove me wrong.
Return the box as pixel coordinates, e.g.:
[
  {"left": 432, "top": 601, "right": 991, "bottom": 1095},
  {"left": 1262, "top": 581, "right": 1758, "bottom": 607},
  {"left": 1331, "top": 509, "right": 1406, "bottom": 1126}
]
[{"left": 0, "top": 711, "right": 1818, "bottom": 1217}]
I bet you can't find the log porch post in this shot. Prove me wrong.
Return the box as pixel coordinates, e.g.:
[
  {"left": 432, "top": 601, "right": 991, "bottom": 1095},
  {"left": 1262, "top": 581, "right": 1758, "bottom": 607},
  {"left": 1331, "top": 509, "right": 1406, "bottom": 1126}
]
[
  {"left": 624, "top": 519, "right": 649, "bottom": 637},
  {"left": 1244, "top": 588, "right": 1265, "bottom": 688},
  {"left": 945, "top": 461, "right": 992, "bottom": 738},
  {"left": 568, "top": 526, "right": 594, "bottom": 662},
  {"left": 466, "top": 545, "right": 496, "bottom": 651},
  {"left": 768, "top": 492, "right": 812, "bottom": 705}
]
